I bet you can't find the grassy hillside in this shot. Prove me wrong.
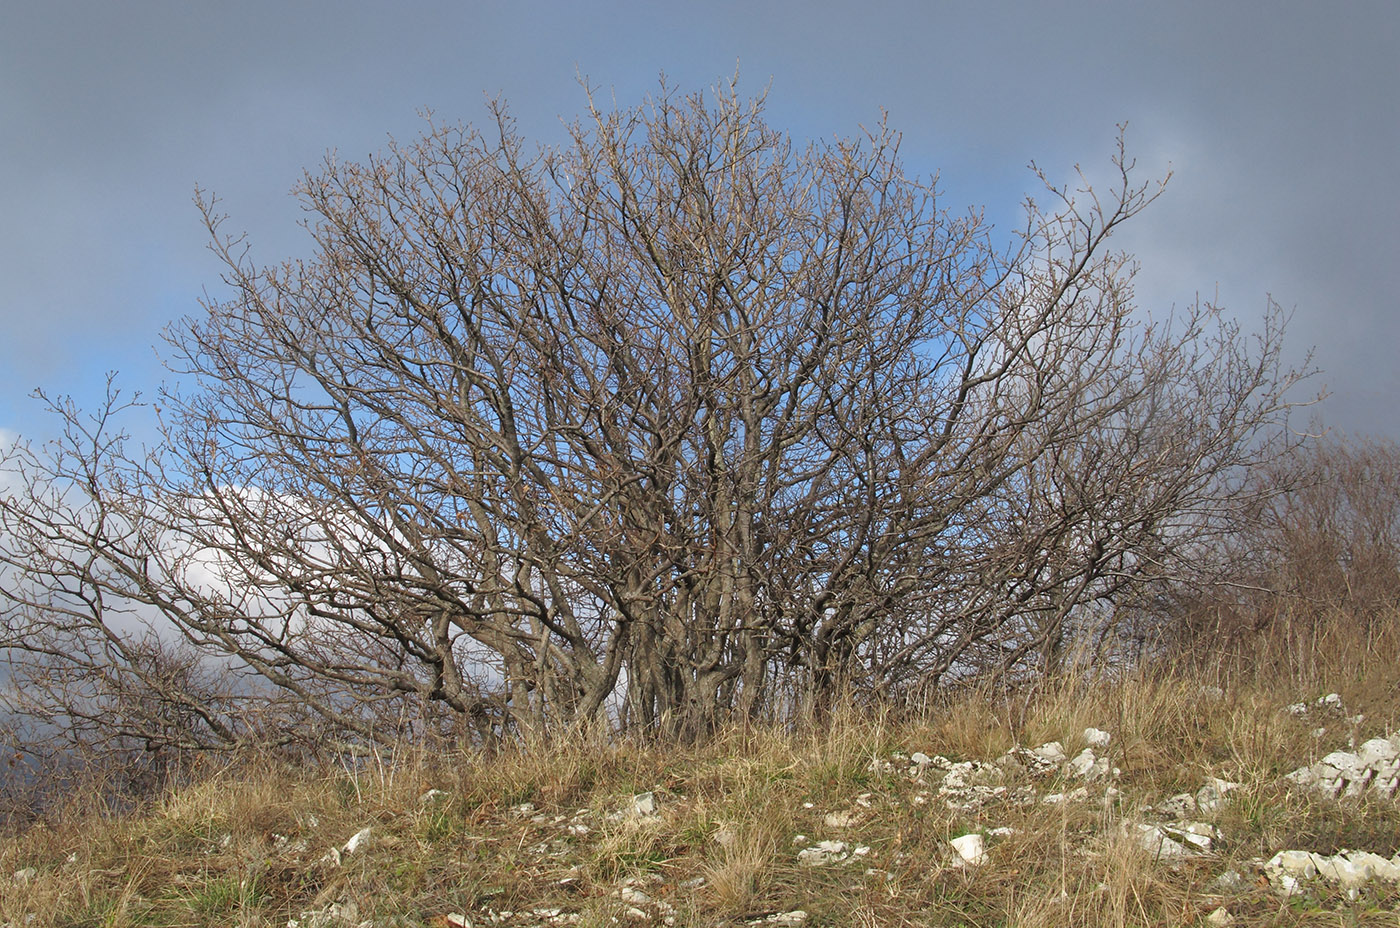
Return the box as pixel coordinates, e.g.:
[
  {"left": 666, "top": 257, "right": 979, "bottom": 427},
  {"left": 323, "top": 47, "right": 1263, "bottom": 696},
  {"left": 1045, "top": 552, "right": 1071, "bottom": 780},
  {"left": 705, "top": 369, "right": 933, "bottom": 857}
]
[{"left": 4, "top": 620, "right": 1400, "bottom": 928}]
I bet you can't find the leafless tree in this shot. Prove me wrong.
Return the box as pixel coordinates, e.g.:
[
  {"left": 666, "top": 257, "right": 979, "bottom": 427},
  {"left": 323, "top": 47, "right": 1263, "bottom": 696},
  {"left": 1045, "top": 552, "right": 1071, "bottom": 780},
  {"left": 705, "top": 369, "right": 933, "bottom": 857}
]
[
  {"left": 0, "top": 81, "right": 1309, "bottom": 748},
  {"left": 1156, "top": 431, "right": 1400, "bottom": 663}
]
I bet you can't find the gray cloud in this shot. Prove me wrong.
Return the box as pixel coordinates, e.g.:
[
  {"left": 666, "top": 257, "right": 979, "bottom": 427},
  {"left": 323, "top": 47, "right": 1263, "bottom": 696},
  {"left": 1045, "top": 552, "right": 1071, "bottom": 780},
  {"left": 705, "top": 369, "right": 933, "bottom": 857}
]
[{"left": 2, "top": 0, "right": 1395, "bottom": 437}]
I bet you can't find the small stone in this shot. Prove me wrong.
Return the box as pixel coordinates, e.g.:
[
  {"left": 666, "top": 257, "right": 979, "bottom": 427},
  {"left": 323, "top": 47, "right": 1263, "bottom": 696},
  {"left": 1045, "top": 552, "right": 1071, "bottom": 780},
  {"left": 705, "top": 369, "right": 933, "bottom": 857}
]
[
  {"left": 1066, "top": 749, "right": 1107, "bottom": 780},
  {"left": 632, "top": 792, "right": 659, "bottom": 817},
  {"left": 342, "top": 827, "right": 372, "bottom": 856},
  {"left": 823, "top": 809, "right": 859, "bottom": 828},
  {"left": 1164, "top": 822, "right": 1216, "bottom": 850},
  {"left": 420, "top": 788, "right": 448, "bottom": 804},
  {"left": 1213, "top": 869, "right": 1243, "bottom": 890},
  {"left": 1195, "top": 778, "right": 1239, "bottom": 814},
  {"left": 1032, "top": 741, "right": 1067, "bottom": 764},
  {"left": 910, "top": 751, "right": 933, "bottom": 767},
  {"left": 620, "top": 886, "right": 652, "bottom": 905},
  {"left": 12, "top": 867, "right": 36, "bottom": 884},
  {"left": 442, "top": 915, "right": 472, "bottom": 928},
  {"left": 1205, "top": 907, "right": 1235, "bottom": 927},
  {"left": 759, "top": 912, "right": 808, "bottom": 927},
  {"left": 1268, "top": 850, "right": 1318, "bottom": 880},
  {"left": 1157, "top": 793, "right": 1197, "bottom": 819},
  {"left": 950, "top": 833, "right": 987, "bottom": 866},
  {"left": 1135, "top": 824, "right": 1189, "bottom": 858},
  {"left": 291, "top": 901, "right": 360, "bottom": 928},
  {"left": 797, "top": 840, "right": 849, "bottom": 866},
  {"left": 1084, "top": 728, "right": 1111, "bottom": 749}
]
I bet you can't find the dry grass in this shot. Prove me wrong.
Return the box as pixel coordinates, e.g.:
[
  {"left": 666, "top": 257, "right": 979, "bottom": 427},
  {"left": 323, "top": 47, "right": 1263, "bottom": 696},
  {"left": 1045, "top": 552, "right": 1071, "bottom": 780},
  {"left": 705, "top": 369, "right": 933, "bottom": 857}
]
[{"left": 5, "top": 616, "right": 1400, "bottom": 927}]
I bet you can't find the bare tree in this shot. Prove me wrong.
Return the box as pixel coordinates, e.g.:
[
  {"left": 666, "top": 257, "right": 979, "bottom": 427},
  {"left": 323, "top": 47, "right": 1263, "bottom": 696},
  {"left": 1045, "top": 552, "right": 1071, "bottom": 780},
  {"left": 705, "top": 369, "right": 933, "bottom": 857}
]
[
  {"left": 1156, "top": 431, "right": 1400, "bottom": 662},
  {"left": 0, "top": 81, "right": 1308, "bottom": 748}
]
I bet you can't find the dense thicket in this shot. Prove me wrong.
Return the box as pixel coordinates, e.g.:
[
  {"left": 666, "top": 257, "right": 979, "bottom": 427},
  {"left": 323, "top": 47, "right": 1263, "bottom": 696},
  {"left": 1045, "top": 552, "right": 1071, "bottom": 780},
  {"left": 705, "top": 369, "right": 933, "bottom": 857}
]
[{"left": 0, "top": 83, "right": 1306, "bottom": 761}]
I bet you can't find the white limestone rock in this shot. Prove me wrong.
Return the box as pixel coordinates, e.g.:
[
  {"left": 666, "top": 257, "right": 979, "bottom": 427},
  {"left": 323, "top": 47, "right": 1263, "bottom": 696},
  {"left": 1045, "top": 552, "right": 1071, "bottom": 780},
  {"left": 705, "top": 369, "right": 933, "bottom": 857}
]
[
  {"left": 1166, "top": 822, "right": 1218, "bottom": 851},
  {"left": 341, "top": 827, "right": 372, "bottom": 856},
  {"left": 1066, "top": 748, "right": 1109, "bottom": 780},
  {"left": 1344, "top": 850, "right": 1400, "bottom": 882},
  {"left": 1359, "top": 737, "right": 1399, "bottom": 765},
  {"left": 288, "top": 901, "right": 368, "bottom": 928},
  {"left": 950, "top": 833, "right": 987, "bottom": 866},
  {"left": 998, "top": 745, "right": 1059, "bottom": 776},
  {"left": 1031, "top": 742, "right": 1067, "bottom": 765},
  {"left": 797, "top": 840, "right": 850, "bottom": 866},
  {"left": 1156, "top": 793, "right": 1197, "bottom": 819},
  {"left": 1213, "top": 869, "right": 1244, "bottom": 890},
  {"left": 1267, "top": 850, "right": 1318, "bottom": 881},
  {"left": 1312, "top": 854, "right": 1372, "bottom": 890},
  {"left": 1195, "top": 778, "right": 1240, "bottom": 814},
  {"left": 1135, "top": 824, "right": 1191, "bottom": 859},
  {"left": 1134, "top": 821, "right": 1216, "bottom": 858},
  {"left": 1084, "top": 728, "right": 1112, "bottom": 749}
]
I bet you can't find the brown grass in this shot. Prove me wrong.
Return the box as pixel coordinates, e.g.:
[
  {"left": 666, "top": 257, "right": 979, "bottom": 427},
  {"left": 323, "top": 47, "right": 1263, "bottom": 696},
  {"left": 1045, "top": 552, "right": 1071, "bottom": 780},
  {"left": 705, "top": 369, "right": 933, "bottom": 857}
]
[{"left": 5, "top": 610, "right": 1400, "bottom": 927}]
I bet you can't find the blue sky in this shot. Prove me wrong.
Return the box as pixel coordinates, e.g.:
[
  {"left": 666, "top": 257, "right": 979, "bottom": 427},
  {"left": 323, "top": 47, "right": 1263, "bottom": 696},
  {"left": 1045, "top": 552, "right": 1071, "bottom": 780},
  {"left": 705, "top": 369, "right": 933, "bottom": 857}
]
[{"left": 2, "top": 1, "right": 1396, "bottom": 441}]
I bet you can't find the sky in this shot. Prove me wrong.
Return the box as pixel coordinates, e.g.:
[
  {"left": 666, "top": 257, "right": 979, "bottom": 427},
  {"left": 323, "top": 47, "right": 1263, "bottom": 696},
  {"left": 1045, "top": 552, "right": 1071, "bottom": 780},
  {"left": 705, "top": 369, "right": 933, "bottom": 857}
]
[{"left": 1, "top": 1, "right": 1396, "bottom": 444}]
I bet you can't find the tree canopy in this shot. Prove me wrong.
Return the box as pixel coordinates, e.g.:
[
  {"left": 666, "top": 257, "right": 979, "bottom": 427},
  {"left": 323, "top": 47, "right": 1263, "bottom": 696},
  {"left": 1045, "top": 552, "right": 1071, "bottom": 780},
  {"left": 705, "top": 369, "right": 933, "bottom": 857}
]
[{"left": 0, "top": 82, "right": 1306, "bottom": 754}]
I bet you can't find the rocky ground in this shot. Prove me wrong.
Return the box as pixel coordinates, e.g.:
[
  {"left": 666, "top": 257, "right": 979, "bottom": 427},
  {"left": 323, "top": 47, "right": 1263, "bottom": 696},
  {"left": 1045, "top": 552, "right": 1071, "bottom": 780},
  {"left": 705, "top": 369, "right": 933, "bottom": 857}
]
[{"left": 4, "top": 674, "right": 1400, "bottom": 927}]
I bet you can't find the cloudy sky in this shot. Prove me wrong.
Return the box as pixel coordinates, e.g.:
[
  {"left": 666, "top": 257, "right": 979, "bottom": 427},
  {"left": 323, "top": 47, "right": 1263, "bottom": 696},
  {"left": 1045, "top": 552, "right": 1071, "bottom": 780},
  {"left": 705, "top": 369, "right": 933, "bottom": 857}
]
[{"left": 1, "top": 1, "right": 1395, "bottom": 442}]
